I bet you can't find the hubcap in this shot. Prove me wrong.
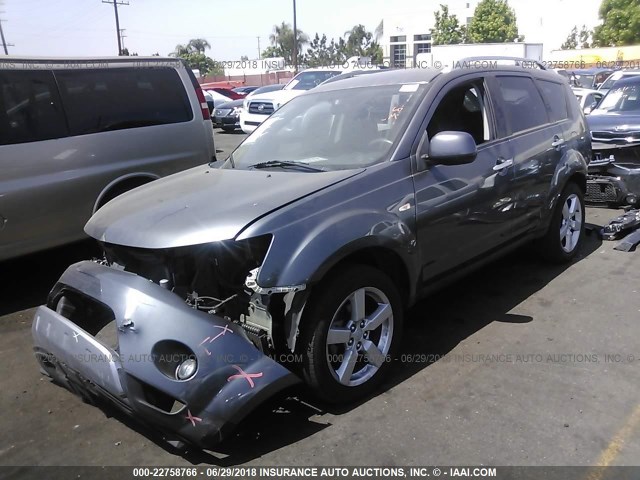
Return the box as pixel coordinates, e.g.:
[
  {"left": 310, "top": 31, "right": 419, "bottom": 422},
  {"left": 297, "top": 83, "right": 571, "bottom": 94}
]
[
  {"left": 560, "top": 193, "right": 583, "bottom": 253},
  {"left": 325, "top": 287, "right": 394, "bottom": 387}
]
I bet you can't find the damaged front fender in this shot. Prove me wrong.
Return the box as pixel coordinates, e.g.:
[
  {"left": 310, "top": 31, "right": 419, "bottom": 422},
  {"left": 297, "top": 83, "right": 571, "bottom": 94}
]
[{"left": 32, "top": 261, "right": 300, "bottom": 448}]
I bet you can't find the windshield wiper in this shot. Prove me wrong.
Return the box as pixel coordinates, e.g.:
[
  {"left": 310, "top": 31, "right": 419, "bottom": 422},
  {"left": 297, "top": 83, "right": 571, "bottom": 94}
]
[{"left": 249, "top": 160, "right": 326, "bottom": 172}]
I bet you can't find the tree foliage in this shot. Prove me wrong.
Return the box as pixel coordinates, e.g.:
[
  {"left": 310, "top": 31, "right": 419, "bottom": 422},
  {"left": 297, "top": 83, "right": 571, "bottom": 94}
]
[
  {"left": 187, "top": 38, "right": 211, "bottom": 54},
  {"left": 262, "top": 22, "right": 310, "bottom": 65},
  {"left": 467, "top": 0, "right": 522, "bottom": 43},
  {"left": 304, "top": 33, "right": 346, "bottom": 67},
  {"left": 171, "top": 38, "right": 211, "bottom": 57},
  {"left": 181, "top": 52, "right": 223, "bottom": 76},
  {"left": 169, "top": 39, "right": 221, "bottom": 76},
  {"left": 171, "top": 44, "right": 191, "bottom": 56},
  {"left": 579, "top": 25, "right": 593, "bottom": 49},
  {"left": 561, "top": 26, "right": 578, "bottom": 50},
  {"left": 343, "top": 24, "right": 383, "bottom": 62},
  {"left": 561, "top": 24, "right": 594, "bottom": 50},
  {"left": 592, "top": 0, "right": 640, "bottom": 46},
  {"left": 263, "top": 22, "right": 382, "bottom": 67},
  {"left": 431, "top": 5, "right": 466, "bottom": 45}
]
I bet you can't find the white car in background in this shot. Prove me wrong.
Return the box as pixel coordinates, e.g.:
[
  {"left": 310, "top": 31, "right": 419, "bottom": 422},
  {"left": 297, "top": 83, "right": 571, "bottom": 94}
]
[
  {"left": 239, "top": 68, "right": 349, "bottom": 134},
  {"left": 572, "top": 88, "right": 605, "bottom": 115},
  {"left": 598, "top": 70, "right": 640, "bottom": 95}
]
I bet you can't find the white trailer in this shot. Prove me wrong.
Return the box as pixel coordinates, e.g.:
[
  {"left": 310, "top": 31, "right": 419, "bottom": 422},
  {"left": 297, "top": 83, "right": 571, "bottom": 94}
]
[{"left": 416, "top": 43, "right": 544, "bottom": 70}]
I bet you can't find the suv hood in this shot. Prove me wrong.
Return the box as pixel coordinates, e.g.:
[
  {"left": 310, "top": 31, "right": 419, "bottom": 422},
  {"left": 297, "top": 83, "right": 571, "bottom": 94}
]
[
  {"left": 588, "top": 111, "right": 640, "bottom": 130},
  {"left": 86, "top": 165, "right": 362, "bottom": 249}
]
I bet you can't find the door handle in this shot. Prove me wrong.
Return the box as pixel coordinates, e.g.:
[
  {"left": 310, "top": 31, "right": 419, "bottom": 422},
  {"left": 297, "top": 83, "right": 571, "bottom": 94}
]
[
  {"left": 551, "top": 136, "right": 566, "bottom": 148},
  {"left": 493, "top": 159, "right": 513, "bottom": 171}
]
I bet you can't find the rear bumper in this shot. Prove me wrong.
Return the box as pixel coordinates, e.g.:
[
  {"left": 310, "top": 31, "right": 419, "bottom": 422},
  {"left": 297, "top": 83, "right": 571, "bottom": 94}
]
[{"left": 32, "top": 261, "right": 299, "bottom": 448}]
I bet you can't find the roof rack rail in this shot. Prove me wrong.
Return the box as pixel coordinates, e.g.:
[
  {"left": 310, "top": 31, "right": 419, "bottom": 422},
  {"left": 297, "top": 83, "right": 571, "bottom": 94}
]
[{"left": 454, "top": 56, "right": 546, "bottom": 70}]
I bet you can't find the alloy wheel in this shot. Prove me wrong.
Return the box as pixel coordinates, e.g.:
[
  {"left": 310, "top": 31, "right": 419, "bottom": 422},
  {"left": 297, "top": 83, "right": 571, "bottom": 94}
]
[
  {"left": 560, "top": 193, "right": 583, "bottom": 253},
  {"left": 325, "top": 287, "right": 394, "bottom": 387}
]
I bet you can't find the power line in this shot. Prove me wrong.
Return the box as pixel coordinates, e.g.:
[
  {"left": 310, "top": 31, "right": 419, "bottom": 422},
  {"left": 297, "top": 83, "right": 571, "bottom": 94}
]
[{"left": 102, "top": 0, "right": 129, "bottom": 55}]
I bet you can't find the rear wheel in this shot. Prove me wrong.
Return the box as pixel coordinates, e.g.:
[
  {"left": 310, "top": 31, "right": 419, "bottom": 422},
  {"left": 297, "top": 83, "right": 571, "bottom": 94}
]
[
  {"left": 535, "top": 182, "right": 585, "bottom": 262},
  {"left": 298, "top": 265, "right": 403, "bottom": 403}
]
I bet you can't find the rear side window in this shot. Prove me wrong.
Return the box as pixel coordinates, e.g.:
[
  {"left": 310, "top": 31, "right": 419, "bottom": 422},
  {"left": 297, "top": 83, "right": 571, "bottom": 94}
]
[
  {"left": 495, "top": 76, "right": 549, "bottom": 135},
  {"left": 0, "top": 71, "right": 68, "bottom": 145},
  {"left": 538, "top": 80, "right": 568, "bottom": 122},
  {"left": 54, "top": 67, "right": 193, "bottom": 136}
]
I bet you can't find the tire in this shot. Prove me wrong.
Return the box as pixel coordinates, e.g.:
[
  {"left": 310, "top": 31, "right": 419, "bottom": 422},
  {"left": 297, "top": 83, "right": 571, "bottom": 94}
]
[
  {"left": 221, "top": 126, "right": 235, "bottom": 132},
  {"left": 535, "top": 182, "right": 585, "bottom": 263},
  {"left": 298, "top": 264, "right": 403, "bottom": 404}
]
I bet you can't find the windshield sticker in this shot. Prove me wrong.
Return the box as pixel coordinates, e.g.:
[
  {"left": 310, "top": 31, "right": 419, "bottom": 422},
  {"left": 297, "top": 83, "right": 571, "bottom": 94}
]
[{"left": 400, "top": 84, "right": 420, "bottom": 93}]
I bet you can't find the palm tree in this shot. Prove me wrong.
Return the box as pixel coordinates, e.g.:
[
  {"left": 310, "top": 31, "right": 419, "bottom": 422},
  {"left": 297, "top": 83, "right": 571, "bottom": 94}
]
[
  {"left": 170, "top": 43, "right": 192, "bottom": 57},
  {"left": 268, "top": 22, "right": 309, "bottom": 64},
  {"left": 188, "top": 38, "right": 211, "bottom": 54},
  {"left": 344, "top": 24, "right": 372, "bottom": 56},
  {"left": 269, "top": 22, "right": 292, "bottom": 51}
]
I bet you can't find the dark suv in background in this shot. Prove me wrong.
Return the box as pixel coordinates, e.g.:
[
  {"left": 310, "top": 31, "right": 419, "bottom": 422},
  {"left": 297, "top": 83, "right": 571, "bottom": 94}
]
[{"left": 33, "top": 59, "right": 590, "bottom": 449}]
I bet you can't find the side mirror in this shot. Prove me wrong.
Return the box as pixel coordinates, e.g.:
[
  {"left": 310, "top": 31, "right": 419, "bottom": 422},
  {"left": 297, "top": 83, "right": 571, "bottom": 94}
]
[{"left": 423, "top": 131, "right": 478, "bottom": 166}]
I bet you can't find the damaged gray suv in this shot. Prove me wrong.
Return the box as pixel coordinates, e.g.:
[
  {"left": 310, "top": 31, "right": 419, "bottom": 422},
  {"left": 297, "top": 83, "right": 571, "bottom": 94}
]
[{"left": 32, "top": 61, "right": 590, "bottom": 448}]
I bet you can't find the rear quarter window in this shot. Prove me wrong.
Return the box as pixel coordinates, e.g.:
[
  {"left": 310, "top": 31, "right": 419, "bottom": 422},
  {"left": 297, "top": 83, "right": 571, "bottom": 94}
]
[
  {"left": 494, "top": 76, "right": 549, "bottom": 135},
  {"left": 537, "top": 80, "right": 568, "bottom": 122},
  {"left": 54, "top": 67, "right": 193, "bottom": 136},
  {"left": 0, "top": 70, "right": 68, "bottom": 145}
]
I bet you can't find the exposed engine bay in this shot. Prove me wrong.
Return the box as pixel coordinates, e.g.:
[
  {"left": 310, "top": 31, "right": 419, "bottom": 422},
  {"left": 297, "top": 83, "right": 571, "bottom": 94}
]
[{"left": 99, "top": 235, "right": 300, "bottom": 354}]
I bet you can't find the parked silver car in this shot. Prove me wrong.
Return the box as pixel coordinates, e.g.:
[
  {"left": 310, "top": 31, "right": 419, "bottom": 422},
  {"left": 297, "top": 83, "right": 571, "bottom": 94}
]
[{"left": 0, "top": 57, "right": 216, "bottom": 261}]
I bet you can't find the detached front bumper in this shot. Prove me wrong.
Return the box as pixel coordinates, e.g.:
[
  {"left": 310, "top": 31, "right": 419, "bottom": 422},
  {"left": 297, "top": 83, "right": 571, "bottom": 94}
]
[
  {"left": 587, "top": 151, "right": 640, "bottom": 207},
  {"left": 32, "top": 261, "right": 299, "bottom": 448}
]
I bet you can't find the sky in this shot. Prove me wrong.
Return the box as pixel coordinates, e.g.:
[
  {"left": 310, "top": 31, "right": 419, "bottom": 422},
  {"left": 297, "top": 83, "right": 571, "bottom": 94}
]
[
  {"left": 1, "top": 0, "right": 602, "bottom": 60},
  {"left": 1, "top": 0, "right": 389, "bottom": 59}
]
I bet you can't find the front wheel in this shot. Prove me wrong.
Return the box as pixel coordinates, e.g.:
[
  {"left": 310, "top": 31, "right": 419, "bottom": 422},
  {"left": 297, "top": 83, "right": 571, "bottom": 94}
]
[
  {"left": 298, "top": 265, "right": 403, "bottom": 404},
  {"left": 535, "top": 182, "right": 585, "bottom": 262}
]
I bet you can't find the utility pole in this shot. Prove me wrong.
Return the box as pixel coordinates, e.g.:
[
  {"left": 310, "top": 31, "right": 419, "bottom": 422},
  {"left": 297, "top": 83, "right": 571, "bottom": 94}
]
[
  {"left": 257, "top": 36, "right": 261, "bottom": 59},
  {"left": 292, "top": 0, "right": 298, "bottom": 73},
  {"left": 0, "top": 1, "right": 13, "bottom": 55},
  {"left": 102, "top": 0, "right": 129, "bottom": 55},
  {"left": 0, "top": 19, "right": 10, "bottom": 55},
  {"left": 119, "top": 28, "right": 127, "bottom": 51}
]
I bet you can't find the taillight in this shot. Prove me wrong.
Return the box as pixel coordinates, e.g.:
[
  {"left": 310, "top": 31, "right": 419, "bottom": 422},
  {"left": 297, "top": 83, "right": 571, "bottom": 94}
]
[{"left": 195, "top": 86, "right": 211, "bottom": 120}]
